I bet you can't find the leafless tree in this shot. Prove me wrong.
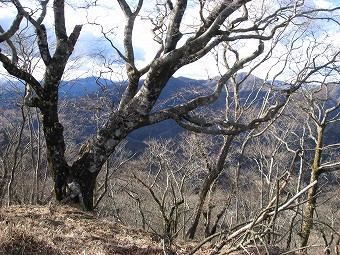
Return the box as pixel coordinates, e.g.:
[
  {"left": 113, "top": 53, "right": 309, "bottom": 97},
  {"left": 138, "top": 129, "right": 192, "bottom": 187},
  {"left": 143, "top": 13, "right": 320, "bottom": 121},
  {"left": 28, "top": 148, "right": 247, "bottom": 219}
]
[
  {"left": 296, "top": 83, "right": 340, "bottom": 250},
  {"left": 0, "top": 0, "right": 339, "bottom": 211},
  {"left": 0, "top": 107, "right": 25, "bottom": 205}
]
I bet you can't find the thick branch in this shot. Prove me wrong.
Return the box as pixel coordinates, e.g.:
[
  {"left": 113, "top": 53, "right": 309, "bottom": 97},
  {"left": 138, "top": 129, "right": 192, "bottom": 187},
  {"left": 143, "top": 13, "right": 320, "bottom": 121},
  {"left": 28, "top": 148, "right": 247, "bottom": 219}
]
[
  {"left": 37, "top": 0, "right": 50, "bottom": 24},
  {"left": 36, "top": 24, "right": 52, "bottom": 65},
  {"left": 54, "top": 0, "right": 67, "bottom": 41},
  {"left": 0, "top": 13, "right": 23, "bottom": 43},
  {"left": 164, "top": 0, "right": 187, "bottom": 53},
  {"left": 117, "top": 0, "right": 143, "bottom": 65},
  {"left": 68, "top": 25, "right": 83, "bottom": 54},
  {"left": 146, "top": 40, "right": 264, "bottom": 128},
  {"left": 0, "top": 52, "right": 45, "bottom": 99},
  {"left": 117, "top": 0, "right": 143, "bottom": 108}
]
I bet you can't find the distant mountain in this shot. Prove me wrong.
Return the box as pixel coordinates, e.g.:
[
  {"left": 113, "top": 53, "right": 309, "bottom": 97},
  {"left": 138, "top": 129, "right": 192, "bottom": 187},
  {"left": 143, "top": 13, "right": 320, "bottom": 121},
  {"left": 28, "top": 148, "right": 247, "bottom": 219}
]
[
  {"left": 58, "top": 76, "right": 340, "bottom": 152},
  {"left": 0, "top": 72, "right": 291, "bottom": 103},
  {"left": 1, "top": 74, "right": 339, "bottom": 152},
  {"left": 59, "top": 77, "right": 102, "bottom": 98}
]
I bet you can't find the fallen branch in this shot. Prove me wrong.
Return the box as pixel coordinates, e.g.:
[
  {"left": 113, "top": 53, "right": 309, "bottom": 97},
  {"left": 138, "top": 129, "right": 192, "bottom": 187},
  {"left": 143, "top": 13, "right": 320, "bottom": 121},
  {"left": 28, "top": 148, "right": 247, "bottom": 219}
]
[{"left": 189, "top": 180, "right": 318, "bottom": 255}]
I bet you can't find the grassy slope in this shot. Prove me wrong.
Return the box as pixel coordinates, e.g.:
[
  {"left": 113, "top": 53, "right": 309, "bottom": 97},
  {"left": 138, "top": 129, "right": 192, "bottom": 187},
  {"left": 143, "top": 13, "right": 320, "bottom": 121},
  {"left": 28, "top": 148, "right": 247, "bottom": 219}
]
[
  {"left": 0, "top": 205, "right": 316, "bottom": 254},
  {"left": 0, "top": 204, "right": 202, "bottom": 255}
]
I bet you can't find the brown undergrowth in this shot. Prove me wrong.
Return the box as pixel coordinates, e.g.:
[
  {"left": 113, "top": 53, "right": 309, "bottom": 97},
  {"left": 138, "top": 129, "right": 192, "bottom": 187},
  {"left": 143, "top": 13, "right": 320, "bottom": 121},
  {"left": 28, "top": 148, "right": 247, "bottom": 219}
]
[
  {"left": 0, "top": 204, "right": 168, "bottom": 255},
  {"left": 0, "top": 205, "right": 305, "bottom": 255}
]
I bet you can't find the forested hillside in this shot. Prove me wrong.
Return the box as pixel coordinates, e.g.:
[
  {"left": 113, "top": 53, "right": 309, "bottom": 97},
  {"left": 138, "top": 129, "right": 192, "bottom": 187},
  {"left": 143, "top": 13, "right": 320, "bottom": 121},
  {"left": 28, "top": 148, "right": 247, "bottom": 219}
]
[
  {"left": 1, "top": 0, "right": 340, "bottom": 254},
  {"left": 1, "top": 75, "right": 339, "bottom": 254}
]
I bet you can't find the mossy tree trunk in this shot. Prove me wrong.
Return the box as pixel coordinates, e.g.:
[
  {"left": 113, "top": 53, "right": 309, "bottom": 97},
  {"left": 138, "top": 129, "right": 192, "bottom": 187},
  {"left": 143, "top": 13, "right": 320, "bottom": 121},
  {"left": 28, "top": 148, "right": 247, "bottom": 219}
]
[{"left": 300, "top": 125, "right": 324, "bottom": 247}]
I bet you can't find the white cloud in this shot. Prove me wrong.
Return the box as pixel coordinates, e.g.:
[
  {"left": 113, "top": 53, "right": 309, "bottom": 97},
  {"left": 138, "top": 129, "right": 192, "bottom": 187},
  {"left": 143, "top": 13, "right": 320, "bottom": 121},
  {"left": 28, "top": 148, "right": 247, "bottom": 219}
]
[
  {"left": 313, "top": 0, "right": 335, "bottom": 8},
  {"left": 1, "top": 0, "right": 340, "bottom": 82}
]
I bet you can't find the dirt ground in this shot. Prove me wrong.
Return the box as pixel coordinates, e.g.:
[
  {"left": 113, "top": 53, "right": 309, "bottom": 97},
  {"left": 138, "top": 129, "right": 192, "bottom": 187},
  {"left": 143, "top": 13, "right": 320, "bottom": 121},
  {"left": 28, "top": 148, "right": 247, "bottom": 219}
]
[
  {"left": 0, "top": 204, "right": 168, "bottom": 255},
  {"left": 0, "top": 204, "right": 322, "bottom": 255}
]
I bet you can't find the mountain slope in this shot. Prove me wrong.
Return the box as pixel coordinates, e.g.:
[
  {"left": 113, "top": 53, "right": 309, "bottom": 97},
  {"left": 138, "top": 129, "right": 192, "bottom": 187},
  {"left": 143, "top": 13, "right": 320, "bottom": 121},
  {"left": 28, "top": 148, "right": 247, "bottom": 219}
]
[
  {"left": 1, "top": 75, "right": 339, "bottom": 150},
  {"left": 0, "top": 205, "right": 208, "bottom": 255},
  {"left": 0, "top": 205, "right": 301, "bottom": 255}
]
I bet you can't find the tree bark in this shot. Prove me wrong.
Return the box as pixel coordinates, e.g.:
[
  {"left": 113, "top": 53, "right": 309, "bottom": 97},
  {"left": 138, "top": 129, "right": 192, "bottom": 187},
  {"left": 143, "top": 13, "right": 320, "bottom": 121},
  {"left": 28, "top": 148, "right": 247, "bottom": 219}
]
[
  {"left": 41, "top": 103, "right": 69, "bottom": 201},
  {"left": 68, "top": 73, "right": 173, "bottom": 209},
  {"left": 300, "top": 125, "right": 324, "bottom": 248}
]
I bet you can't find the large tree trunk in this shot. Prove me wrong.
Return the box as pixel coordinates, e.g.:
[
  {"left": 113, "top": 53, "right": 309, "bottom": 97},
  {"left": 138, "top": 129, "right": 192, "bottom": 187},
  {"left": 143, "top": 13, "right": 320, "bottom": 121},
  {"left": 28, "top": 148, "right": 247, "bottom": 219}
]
[
  {"left": 67, "top": 66, "right": 176, "bottom": 210},
  {"left": 41, "top": 105, "right": 102, "bottom": 210},
  {"left": 41, "top": 103, "right": 70, "bottom": 202},
  {"left": 70, "top": 153, "right": 104, "bottom": 211}
]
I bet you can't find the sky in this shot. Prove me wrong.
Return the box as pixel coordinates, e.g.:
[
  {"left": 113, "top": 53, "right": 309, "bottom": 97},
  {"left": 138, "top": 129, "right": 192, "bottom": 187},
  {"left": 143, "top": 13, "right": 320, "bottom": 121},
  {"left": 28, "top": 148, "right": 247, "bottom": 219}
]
[{"left": 0, "top": 0, "right": 339, "bottom": 82}]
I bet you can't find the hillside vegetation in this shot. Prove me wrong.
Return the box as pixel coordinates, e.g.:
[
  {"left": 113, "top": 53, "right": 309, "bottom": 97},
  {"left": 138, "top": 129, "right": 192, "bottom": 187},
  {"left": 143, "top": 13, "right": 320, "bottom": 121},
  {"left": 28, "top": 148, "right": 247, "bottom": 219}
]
[
  {"left": 1, "top": 1, "right": 340, "bottom": 254},
  {"left": 1, "top": 204, "right": 308, "bottom": 255},
  {"left": 0, "top": 77, "right": 339, "bottom": 255},
  {"left": 0, "top": 204, "right": 180, "bottom": 255}
]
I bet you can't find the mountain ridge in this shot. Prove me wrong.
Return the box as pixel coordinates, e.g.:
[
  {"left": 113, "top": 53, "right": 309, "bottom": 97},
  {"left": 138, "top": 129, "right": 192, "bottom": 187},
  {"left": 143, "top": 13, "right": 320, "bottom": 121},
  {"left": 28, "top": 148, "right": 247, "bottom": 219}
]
[{"left": 0, "top": 74, "right": 339, "bottom": 152}]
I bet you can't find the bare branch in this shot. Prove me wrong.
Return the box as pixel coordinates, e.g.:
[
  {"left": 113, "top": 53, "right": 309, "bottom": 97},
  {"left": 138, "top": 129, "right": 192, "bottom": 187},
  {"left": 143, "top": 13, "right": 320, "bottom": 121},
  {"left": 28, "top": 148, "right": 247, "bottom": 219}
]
[
  {"left": 10, "top": 0, "right": 52, "bottom": 64},
  {"left": 0, "top": 52, "right": 45, "bottom": 100},
  {"left": 0, "top": 13, "right": 23, "bottom": 43},
  {"left": 146, "top": 40, "right": 265, "bottom": 132},
  {"left": 319, "top": 161, "right": 340, "bottom": 173},
  {"left": 0, "top": 25, "right": 18, "bottom": 65}
]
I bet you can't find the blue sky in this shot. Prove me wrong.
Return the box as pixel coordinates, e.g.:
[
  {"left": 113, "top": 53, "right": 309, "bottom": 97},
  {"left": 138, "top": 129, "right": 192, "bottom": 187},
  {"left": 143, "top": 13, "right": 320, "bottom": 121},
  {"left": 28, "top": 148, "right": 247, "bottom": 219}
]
[{"left": 0, "top": 0, "right": 339, "bottom": 82}]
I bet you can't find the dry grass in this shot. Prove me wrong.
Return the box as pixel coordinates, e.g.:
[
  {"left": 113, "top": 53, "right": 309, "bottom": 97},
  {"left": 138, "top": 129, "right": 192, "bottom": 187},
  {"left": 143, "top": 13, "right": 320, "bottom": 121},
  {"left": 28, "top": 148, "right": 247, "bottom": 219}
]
[
  {"left": 0, "top": 204, "right": 165, "bottom": 255},
  {"left": 0, "top": 204, "right": 311, "bottom": 255},
  {"left": 0, "top": 204, "right": 213, "bottom": 255},
  {"left": 228, "top": 246, "right": 299, "bottom": 255}
]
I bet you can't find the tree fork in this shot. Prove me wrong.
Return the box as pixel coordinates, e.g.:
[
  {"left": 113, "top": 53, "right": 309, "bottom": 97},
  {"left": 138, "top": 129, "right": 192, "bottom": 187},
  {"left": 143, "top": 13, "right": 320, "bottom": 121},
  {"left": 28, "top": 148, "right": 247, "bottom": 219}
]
[{"left": 70, "top": 152, "right": 102, "bottom": 211}]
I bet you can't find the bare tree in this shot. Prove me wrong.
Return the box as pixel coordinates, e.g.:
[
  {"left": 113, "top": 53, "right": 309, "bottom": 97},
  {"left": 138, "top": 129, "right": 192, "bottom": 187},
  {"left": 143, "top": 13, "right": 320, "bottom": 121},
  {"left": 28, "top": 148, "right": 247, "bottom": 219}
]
[
  {"left": 0, "top": 107, "right": 25, "bottom": 205},
  {"left": 0, "top": 0, "right": 82, "bottom": 206},
  {"left": 0, "top": 0, "right": 339, "bottom": 211},
  {"left": 297, "top": 83, "right": 340, "bottom": 250},
  {"left": 132, "top": 138, "right": 189, "bottom": 254}
]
